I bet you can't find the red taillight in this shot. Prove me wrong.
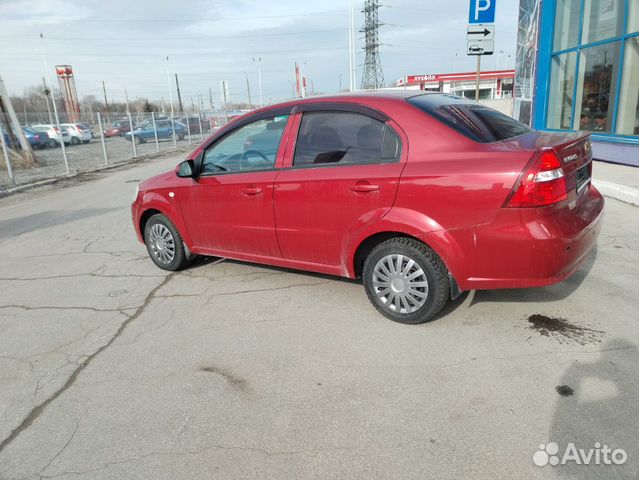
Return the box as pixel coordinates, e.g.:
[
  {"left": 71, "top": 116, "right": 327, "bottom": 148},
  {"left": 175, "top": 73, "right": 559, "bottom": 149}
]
[
  {"left": 505, "top": 150, "right": 568, "bottom": 207},
  {"left": 53, "top": 127, "right": 59, "bottom": 132},
  {"left": 76, "top": 124, "right": 83, "bottom": 130}
]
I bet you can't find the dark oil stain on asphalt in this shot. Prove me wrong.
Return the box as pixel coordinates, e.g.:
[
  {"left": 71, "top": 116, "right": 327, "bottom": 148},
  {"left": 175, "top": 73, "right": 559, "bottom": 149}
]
[
  {"left": 555, "top": 385, "right": 575, "bottom": 397},
  {"left": 527, "top": 314, "right": 604, "bottom": 345},
  {"left": 125, "top": 179, "right": 141, "bottom": 183},
  {"left": 200, "top": 365, "right": 249, "bottom": 392}
]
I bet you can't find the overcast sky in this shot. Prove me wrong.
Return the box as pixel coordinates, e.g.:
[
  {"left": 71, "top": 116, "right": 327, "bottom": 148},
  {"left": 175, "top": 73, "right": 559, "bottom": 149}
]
[{"left": 0, "top": 0, "right": 518, "bottom": 106}]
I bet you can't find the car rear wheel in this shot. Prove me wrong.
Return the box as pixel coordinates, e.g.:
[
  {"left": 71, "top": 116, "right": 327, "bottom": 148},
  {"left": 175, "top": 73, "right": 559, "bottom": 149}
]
[
  {"left": 134, "top": 136, "right": 143, "bottom": 145},
  {"left": 71, "top": 137, "right": 80, "bottom": 145},
  {"left": 48, "top": 139, "right": 57, "bottom": 148},
  {"left": 363, "top": 237, "right": 449, "bottom": 324},
  {"left": 144, "top": 214, "right": 190, "bottom": 271}
]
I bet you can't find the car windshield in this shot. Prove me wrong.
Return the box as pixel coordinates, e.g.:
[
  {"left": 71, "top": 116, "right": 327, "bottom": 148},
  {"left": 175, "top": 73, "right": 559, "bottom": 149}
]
[
  {"left": 23, "top": 127, "right": 37, "bottom": 134},
  {"left": 407, "top": 94, "right": 532, "bottom": 143}
]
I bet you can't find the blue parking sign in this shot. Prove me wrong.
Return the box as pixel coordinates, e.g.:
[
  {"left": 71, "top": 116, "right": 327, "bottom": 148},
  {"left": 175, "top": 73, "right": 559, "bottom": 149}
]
[{"left": 469, "top": 0, "right": 496, "bottom": 24}]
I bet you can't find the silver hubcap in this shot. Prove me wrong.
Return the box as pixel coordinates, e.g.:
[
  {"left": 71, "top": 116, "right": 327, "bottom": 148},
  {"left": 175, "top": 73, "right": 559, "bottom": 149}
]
[
  {"left": 372, "top": 254, "right": 429, "bottom": 314},
  {"left": 148, "top": 223, "right": 175, "bottom": 264}
]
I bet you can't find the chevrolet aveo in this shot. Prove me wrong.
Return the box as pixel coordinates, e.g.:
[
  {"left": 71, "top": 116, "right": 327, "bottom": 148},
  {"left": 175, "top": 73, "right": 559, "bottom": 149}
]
[{"left": 132, "top": 92, "right": 604, "bottom": 324}]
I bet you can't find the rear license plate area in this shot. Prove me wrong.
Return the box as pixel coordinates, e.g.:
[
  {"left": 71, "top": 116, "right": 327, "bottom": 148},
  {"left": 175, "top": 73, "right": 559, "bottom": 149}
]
[{"left": 575, "top": 163, "right": 590, "bottom": 193}]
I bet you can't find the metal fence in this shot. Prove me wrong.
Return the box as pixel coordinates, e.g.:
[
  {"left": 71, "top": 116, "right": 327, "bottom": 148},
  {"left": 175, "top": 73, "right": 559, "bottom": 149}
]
[{"left": 1, "top": 109, "right": 238, "bottom": 189}]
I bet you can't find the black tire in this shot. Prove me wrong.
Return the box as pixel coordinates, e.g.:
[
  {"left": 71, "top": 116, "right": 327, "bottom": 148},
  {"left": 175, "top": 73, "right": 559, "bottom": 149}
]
[
  {"left": 143, "top": 213, "right": 191, "bottom": 271},
  {"left": 179, "top": 134, "right": 185, "bottom": 141},
  {"left": 134, "top": 136, "right": 143, "bottom": 145},
  {"left": 362, "top": 237, "right": 449, "bottom": 324},
  {"left": 71, "top": 137, "right": 80, "bottom": 145},
  {"left": 48, "top": 139, "right": 57, "bottom": 148},
  {"left": 82, "top": 140, "right": 90, "bottom": 144}
]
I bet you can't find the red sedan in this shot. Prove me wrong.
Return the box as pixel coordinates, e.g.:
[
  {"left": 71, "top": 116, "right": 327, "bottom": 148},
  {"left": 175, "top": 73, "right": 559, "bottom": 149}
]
[
  {"left": 132, "top": 92, "right": 603, "bottom": 324},
  {"left": 103, "top": 120, "right": 131, "bottom": 137}
]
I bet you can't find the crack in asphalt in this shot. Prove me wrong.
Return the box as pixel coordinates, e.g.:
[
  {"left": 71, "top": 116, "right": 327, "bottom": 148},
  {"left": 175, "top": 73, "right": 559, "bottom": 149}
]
[
  {"left": 154, "top": 281, "right": 327, "bottom": 303},
  {"left": 37, "top": 420, "right": 80, "bottom": 478},
  {"left": 0, "top": 273, "right": 175, "bottom": 456}
]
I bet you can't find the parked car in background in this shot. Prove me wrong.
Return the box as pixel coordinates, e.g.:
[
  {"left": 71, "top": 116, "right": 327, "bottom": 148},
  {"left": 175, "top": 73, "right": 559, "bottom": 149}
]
[
  {"left": 78, "top": 122, "right": 95, "bottom": 138},
  {"left": 132, "top": 92, "right": 603, "bottom": 324},
  {"left": 124, "top": 120, "right": 187, "bottom": 144},
  {"left": 0, "top": 126, "right": 50, "bottom": 150},
  {"left": 103, "top": 120, "right": 131, "bottom": 137},
  {"left": 62, "top": 123, "right": 92, "bottom": 144},
  {"left": 22, "top": 127, "right": 50, "bottom": 149},
  {"left": 176, "top": 116, "right": 209, "bottom": 134},
  {"left": 31, "top": 124, "right": 71, "bottom": 147}
]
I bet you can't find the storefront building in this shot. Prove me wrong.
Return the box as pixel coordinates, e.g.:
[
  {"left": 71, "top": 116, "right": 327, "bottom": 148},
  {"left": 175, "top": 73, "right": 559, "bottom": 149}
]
[
  {"left": 515, "top": 0, "right": 639, "bottom": 165},
  {"left": 393, "top": 70, "right": 515, "bottom": 100}
]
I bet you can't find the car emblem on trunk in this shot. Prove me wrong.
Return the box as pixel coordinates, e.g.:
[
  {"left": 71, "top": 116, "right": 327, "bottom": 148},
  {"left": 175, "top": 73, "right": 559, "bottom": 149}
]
[{"left": 564, "top": 154, "right": 578, "bottom": 162}]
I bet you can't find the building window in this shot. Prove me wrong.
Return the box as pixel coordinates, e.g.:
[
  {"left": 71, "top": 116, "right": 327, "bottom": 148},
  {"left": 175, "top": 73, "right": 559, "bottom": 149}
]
[
  {"left": 617, "top": 37, "right": 639, "bottom": 135},
  {"left": 546, "top": 0, "right": 639, "bottom": 137},
  {"left": 582, "top": 0, "right": 624, "bottom": 44},
  {"left": 553, "top": 0, "right": 581, "bottom": 50},
  {"left": 575, "top": 42, "right": 621, "bottom": 133},
  {"left": 547, "top": 52, "right": 577, "bottom": 129}
]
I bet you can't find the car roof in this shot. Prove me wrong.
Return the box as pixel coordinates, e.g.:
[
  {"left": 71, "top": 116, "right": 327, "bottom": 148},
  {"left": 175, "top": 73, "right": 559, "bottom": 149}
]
[{"left": 243, "top": 91, "right": 459, "bottom": 117}]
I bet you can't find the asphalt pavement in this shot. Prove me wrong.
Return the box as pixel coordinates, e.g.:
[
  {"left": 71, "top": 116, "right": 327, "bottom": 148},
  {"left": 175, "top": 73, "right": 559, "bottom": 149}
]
[{"left": 0, "top": 152, "right": 637, "bottom": 479}]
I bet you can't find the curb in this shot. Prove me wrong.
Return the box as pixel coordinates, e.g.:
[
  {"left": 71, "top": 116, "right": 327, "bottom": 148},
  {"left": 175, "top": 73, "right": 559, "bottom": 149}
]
[{"left": 593, "top": 179, "right": 639, "bottom": 207}]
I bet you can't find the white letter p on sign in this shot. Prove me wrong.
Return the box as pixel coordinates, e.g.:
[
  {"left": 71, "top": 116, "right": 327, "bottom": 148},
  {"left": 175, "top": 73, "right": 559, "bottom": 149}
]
[{"left": 475, "top": 0, "right": 491, "bottom": 21}]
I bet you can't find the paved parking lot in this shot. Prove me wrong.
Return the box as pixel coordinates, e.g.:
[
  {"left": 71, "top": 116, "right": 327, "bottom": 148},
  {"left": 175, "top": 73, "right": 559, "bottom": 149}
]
[
  {"left": 0, "top": 152, "right": 637, "bottom": 479},
  {"left": 1, "top": 135, "right": 201, "bottom": 189}
]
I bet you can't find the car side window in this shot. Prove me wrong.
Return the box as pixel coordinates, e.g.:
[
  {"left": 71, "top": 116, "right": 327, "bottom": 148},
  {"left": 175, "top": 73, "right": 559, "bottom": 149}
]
[
  {"left": 202, "top": 115, "right": 289, "bottom": 174},
  {"left": 293, "top": 111, "right": 401, "bottom": 167}
]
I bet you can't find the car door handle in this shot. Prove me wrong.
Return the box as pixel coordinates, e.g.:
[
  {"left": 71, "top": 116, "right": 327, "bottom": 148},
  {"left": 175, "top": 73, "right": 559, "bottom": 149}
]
[
  {"left": 240, "top": 187, "right": 263, "bottom": 196},
  {"left": 349, "top": 182, "right": 380, "bottom": 193}
]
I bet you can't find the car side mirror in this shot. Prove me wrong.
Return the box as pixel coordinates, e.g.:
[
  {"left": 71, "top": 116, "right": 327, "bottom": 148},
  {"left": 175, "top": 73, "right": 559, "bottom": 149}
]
[{"left": 177, "top": 159, "right": 196, "bottom": 178}]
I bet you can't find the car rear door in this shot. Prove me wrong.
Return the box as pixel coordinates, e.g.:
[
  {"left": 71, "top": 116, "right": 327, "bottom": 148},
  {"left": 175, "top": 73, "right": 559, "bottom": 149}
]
[
  {"left": 274, "top": 105, "right": 406, "bottom": 267},
  {"left": 178, "top": 110, "right": 293, "bottom": 258}
]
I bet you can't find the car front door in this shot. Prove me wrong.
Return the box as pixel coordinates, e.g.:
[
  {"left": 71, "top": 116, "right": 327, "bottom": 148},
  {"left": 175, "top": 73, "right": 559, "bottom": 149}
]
[
  {"left": 179, "top": 112, "right": 292, "bottom": 258},
  {"left": 274, "top": 108, "right": 406, "bottom": 267}
]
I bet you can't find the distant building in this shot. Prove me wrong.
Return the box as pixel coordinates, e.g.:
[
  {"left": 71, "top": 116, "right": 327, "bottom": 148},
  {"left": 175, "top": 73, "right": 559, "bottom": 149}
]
[
  {"left": 392, "top": 70, "right": 515, "bottom": 100},
  {"left": 514, "top": 0, "right": 638, "bottom": 166}
]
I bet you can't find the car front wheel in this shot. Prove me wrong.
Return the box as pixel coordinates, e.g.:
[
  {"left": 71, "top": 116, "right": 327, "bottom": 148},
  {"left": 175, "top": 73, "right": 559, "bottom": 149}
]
[
  {"left": 363, "top": 237, "right": 450, "bottom": 324},
  {"left": 144, "top": 213, "right": 190, "bottom": 271},
  {"left": 71, "top": 137, "right": 80, "bottom": 145}
]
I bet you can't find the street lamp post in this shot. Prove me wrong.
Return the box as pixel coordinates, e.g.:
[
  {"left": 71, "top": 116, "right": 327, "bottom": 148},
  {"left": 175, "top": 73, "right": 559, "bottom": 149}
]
[
  {"left": 252, "top": 57, "right": 263, "bottom": 108},
  {"left": 165, "top": 55, "right": 177, "bottom": 148},
  {"left": 243, "top": 71, "right": 252, "bottom": 110}
]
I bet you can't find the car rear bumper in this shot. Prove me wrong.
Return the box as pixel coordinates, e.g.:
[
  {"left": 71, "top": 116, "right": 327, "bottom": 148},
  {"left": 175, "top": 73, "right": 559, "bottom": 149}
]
[{"left": 445, "top": 185, "right": 605, "bottom": 291}]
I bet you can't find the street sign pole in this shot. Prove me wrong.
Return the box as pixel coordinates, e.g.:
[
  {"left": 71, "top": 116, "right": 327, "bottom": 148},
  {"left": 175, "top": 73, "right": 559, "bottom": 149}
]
[{"left": 476, "top": 55, "right": 481, "bottom": 101}]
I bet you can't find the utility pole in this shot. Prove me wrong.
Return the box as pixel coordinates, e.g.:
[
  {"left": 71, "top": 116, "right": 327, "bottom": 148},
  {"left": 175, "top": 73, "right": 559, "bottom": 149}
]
[
  {"left": 475, "top": 55, "right": 481, "bottom": 101},
  {"left": 42, "top": 77, "right": 53, "bottom": 124},
  {"left": 208, "top": 87, "right": 214, "bottom": 110},
  {"left": 252, "top": 57, "right": 263, "bottom": 107},
  {"left": 175, "top": 73, "right": 184, "bottom": 113},
  {"left": 124, "top": 88, "right": 130, "bottom": 113},
  {"left": 360, "top": 0, "right": 385, "bottom": 90},
  {"left": 101, "top": 81, "right": 110, "bottom": 123},
  {"left": 244, "top": 72, "right": 252, "bottom": 109}
]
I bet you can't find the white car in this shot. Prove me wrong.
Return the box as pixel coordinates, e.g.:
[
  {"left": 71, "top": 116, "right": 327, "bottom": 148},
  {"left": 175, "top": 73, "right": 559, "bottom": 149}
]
[
  {"left": 31, "top": 124, "right": 71, "bottom": 147},
  {"left": 62, "top": 123, "right": 92, "bottom": 145}
]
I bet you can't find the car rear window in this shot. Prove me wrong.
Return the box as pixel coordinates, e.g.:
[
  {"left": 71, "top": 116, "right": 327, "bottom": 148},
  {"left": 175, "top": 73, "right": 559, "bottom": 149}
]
[{"left": 407, "top": 95, "right": 532, "bottom": 143}]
